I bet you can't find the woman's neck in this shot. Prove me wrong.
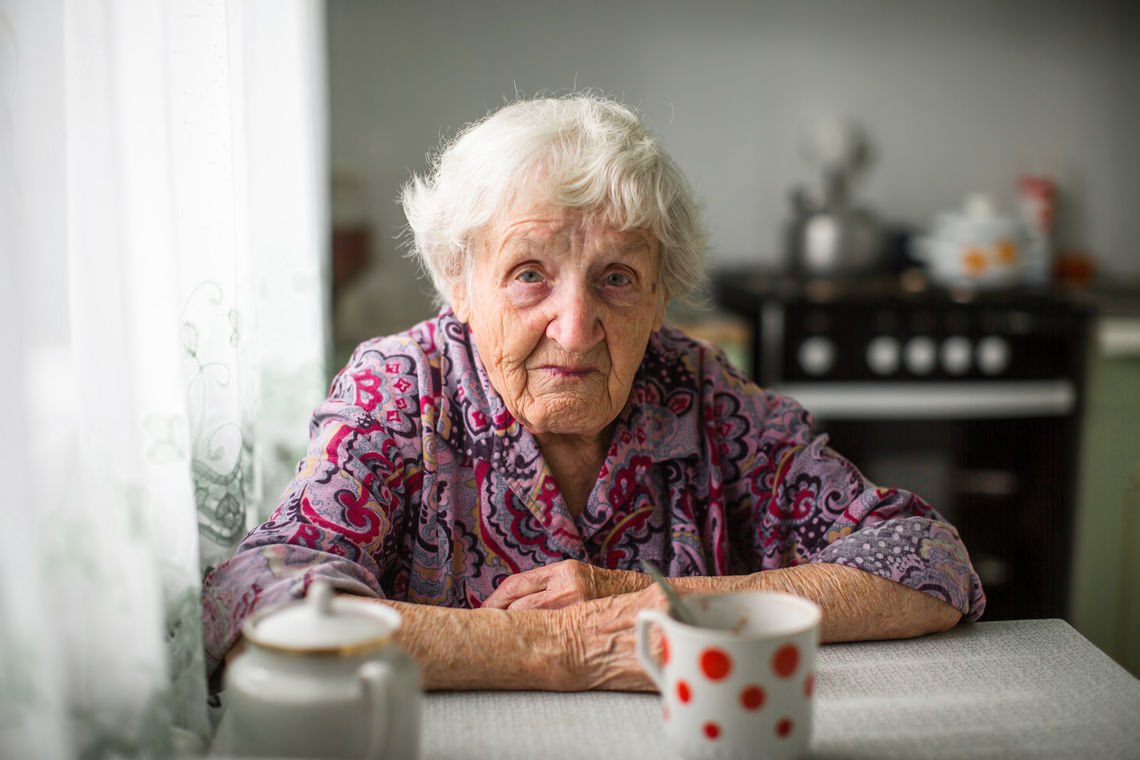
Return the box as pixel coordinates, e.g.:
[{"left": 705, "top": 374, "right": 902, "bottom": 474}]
[{"left": 535, "top": 428, "right": 613, "bottom": 520}]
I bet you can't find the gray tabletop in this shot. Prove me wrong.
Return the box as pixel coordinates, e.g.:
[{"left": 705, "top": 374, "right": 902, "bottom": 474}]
[{"left": 421, "top": 620, "right": 1140, "bottom": 759}]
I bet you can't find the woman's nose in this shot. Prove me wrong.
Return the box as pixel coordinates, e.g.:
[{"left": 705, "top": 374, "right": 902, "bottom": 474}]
[{"left": 546, "top": 282, "right": 603, "bottom": 354}]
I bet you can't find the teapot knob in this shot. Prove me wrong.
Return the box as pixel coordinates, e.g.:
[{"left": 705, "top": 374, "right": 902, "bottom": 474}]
[{"left": 307, "top": 579, "right": 334, "bottom": 616}]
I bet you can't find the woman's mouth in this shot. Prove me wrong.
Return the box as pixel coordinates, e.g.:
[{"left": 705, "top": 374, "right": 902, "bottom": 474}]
[{"left": 541, "top": 365, "right": 594, "bottom": 379}]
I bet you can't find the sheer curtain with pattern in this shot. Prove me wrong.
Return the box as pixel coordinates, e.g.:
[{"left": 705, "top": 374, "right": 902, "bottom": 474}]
[{"left": 0, "top": 0, "right": 329, "bottom": 755}]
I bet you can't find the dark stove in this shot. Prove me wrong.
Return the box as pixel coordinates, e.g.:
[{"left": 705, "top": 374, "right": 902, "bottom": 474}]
[{"left": 715, "top": 270, "right": 1093, "bottom": 621}]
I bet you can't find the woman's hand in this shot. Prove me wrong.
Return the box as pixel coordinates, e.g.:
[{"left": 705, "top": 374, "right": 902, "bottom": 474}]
[
  {"left": 478, "top": 561, "right": 667, "bottom": 691},
  {"left": 482, "top": 559, "right": 650, "bottom": 610},
  {"left": 560, "top": 583, "right": 669, "bottom": 691},
  {"left": 382, "top": 580, "right": 667, "bottom": 691}
]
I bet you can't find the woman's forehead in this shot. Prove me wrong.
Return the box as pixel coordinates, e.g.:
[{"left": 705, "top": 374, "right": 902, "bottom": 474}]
[
  {"left": 493, "top": 221, "right": 656, "bottom": 265},
  {"left": 492, "top": 197, "right": 650, "bottom": 245}
]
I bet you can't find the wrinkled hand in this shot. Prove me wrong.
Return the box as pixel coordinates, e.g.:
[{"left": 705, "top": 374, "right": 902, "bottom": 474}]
[
  {"left": 560, "top": 583, "right": 670, "bottom": 691},
  {"left": 482, "top": 559, "right": 647, "bottom": 610}
]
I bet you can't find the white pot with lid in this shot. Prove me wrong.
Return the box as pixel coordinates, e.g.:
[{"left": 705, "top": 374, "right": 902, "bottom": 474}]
[
  {"left": 912, "top": 194, "right": 1025, "bottom": 289},
  {"left": 224, "top": 581, "right": 422, "bottom": 759}
]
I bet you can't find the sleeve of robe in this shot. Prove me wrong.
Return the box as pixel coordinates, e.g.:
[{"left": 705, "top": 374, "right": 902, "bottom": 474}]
[{"left": 687, "top": 334, "right": 987, "bottom": 621}]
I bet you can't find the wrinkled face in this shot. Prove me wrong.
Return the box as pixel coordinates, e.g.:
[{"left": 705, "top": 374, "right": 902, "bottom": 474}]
[{"left": 453, "top": 198, "right": 666, "bottom": 442}]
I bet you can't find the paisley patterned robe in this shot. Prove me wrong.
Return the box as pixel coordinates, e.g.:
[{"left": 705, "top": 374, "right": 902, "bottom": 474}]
[{"left": 201, "top": 310, "right": 985, "bottom": 672}]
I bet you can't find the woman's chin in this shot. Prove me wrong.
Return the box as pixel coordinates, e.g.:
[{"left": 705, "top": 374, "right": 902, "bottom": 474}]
[{"left": 519, "top": 403, "right": 617, "bottom": 441}]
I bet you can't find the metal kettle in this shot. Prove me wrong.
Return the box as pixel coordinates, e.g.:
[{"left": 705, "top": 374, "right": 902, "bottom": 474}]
[
  {"left": 787, "top": 171, "right": 883, "bottom": 279},
  {"left": 785, "top": 115, "right": 883, "bottom": 279}
]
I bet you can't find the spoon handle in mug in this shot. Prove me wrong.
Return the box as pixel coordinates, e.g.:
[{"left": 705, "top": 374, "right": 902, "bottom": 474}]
[{"left": 639, "top": 559, "right": 700, "bottom": 627}]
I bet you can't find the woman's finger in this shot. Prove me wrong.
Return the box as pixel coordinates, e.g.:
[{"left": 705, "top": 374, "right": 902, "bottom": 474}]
[
  {"left": 482, "top": 568, "right": 549, "bottom": 608},
  {"left": 483, "top": 559, "right": 610, "bottom": 609},
  {"left": 505, "top": 583, "right": 587, "bottom": 610},
  {"left": 506, "top": 591, "right": 552, "bottom": 611}
]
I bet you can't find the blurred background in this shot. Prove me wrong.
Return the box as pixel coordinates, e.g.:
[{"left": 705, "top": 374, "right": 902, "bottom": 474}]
[{"left": 325, "top": 0, "right": 1137, "bottom": 344}]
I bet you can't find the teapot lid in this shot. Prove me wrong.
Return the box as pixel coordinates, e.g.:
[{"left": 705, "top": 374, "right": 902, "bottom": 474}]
[{"left": 243, "top": 581, "right": 401, "bottom": 655}]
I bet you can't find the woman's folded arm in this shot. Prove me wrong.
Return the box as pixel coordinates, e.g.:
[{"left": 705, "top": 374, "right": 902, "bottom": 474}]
[
  {"left": 378, "top": 584, "right": 668, "bottom": 692},
  {"left": 671, "top": 563, "right": 963, "bottom": 642},
  {"left": 353, "top": 560, "right": 960, "bottom": 692}
]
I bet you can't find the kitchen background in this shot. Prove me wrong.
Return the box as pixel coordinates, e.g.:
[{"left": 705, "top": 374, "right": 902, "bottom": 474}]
[{"left": 322, "top": 0, "right": 1139, "bottom": 674}]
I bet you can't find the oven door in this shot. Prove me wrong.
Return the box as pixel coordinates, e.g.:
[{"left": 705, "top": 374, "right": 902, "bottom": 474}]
[{"left": 776, "top": 380, "right": 1080, "bottom": 621}]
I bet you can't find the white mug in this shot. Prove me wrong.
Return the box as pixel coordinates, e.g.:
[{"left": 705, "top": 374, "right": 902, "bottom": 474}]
[{"left": 636, "top": 591, "right": 822, "bottom": 760}]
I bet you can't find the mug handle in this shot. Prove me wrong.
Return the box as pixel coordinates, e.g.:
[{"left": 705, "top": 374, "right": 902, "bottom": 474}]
[
  {"left": 636, "top": 609, "right": 670, "bottom": 690},
  {"left": 358, "top": 661, "right": 393, "bottom": 759}
]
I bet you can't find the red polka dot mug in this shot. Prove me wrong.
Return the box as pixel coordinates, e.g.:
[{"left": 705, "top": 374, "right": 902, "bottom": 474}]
[{"left": 636, "top": 591, "right": 821, "bottom": 760}]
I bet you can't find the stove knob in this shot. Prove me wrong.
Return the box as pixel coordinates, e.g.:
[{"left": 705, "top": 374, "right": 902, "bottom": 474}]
[
  {"left": 977, "top": 335, "right": 1011, "bottom": 375},
  {"left": 866, "top": 335, "right": 901, "bottom": 376},
  {"left": 798, "top": 336, "right": 836, "bottom": 377},
  {"left": 940, "top": 336, "right": 973, "bottom": 376},
  {"left": 903, "top": 336, "right": 937, "bottom": 376}
]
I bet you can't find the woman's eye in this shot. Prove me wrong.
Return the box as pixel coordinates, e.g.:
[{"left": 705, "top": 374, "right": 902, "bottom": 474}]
[
  {"left": 603, "top": 271, "right": 632, "bottom": 287},
  {"left": 517, "top": 270, "right": 543, "bottom": 284}
]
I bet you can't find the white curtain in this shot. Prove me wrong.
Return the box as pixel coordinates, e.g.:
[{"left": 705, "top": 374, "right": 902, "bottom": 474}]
[{"left": 0, "top": 0, "right": 329, "bottom": 755}]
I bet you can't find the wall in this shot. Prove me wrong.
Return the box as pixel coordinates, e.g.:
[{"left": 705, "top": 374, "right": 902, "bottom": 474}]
[{"left": 326, "top": 0, "right": 1139, "bottom": 342}]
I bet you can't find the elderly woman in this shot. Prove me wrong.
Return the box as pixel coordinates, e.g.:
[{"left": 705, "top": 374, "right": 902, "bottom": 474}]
[{"left": 202, "top": 94, "right": 985, "bottom": 691}]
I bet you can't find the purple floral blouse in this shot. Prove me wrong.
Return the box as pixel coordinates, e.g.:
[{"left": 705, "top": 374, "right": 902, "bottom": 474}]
[{"left": 201, "top": 310, "right": 985, "bottom": 671}]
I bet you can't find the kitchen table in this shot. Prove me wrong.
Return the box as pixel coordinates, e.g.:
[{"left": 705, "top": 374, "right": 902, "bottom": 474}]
[
  {"left": 418, "top": 619, "right": 1138, "bottom": 759},
  {"left": 211, "top": 619, "right": 1140, "bottom": 759}
]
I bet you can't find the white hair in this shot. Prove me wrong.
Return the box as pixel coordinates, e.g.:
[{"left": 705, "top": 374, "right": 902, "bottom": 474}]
[{"left": 400, "top": 94, "right": 707, "bottom": 308}]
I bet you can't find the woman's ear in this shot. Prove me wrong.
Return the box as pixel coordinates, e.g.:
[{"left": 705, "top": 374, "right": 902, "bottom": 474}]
[
  {"left": 652, "top": 294, "right": 668, "bottom": 331},
  {"left": 451, "top": 244, "right": 480, "bottom": 323},
  {"left": 451, "top": 283, "right": 471, "bottom": 323}
]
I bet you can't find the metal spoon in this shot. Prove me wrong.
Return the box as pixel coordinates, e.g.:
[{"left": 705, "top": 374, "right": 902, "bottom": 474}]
[{"left": 639, "top": 559, "right": 700, "bottom": 627}]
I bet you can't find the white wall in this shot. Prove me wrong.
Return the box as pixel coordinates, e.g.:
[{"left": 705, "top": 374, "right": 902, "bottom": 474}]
[{"left": 327, "top": 0, "right": 1139, "bottom": 340}]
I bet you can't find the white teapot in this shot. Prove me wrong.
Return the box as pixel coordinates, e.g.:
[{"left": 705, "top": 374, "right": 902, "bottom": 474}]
[{"left": 223, "top": 581, "right": 422, "bottom": 759}]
